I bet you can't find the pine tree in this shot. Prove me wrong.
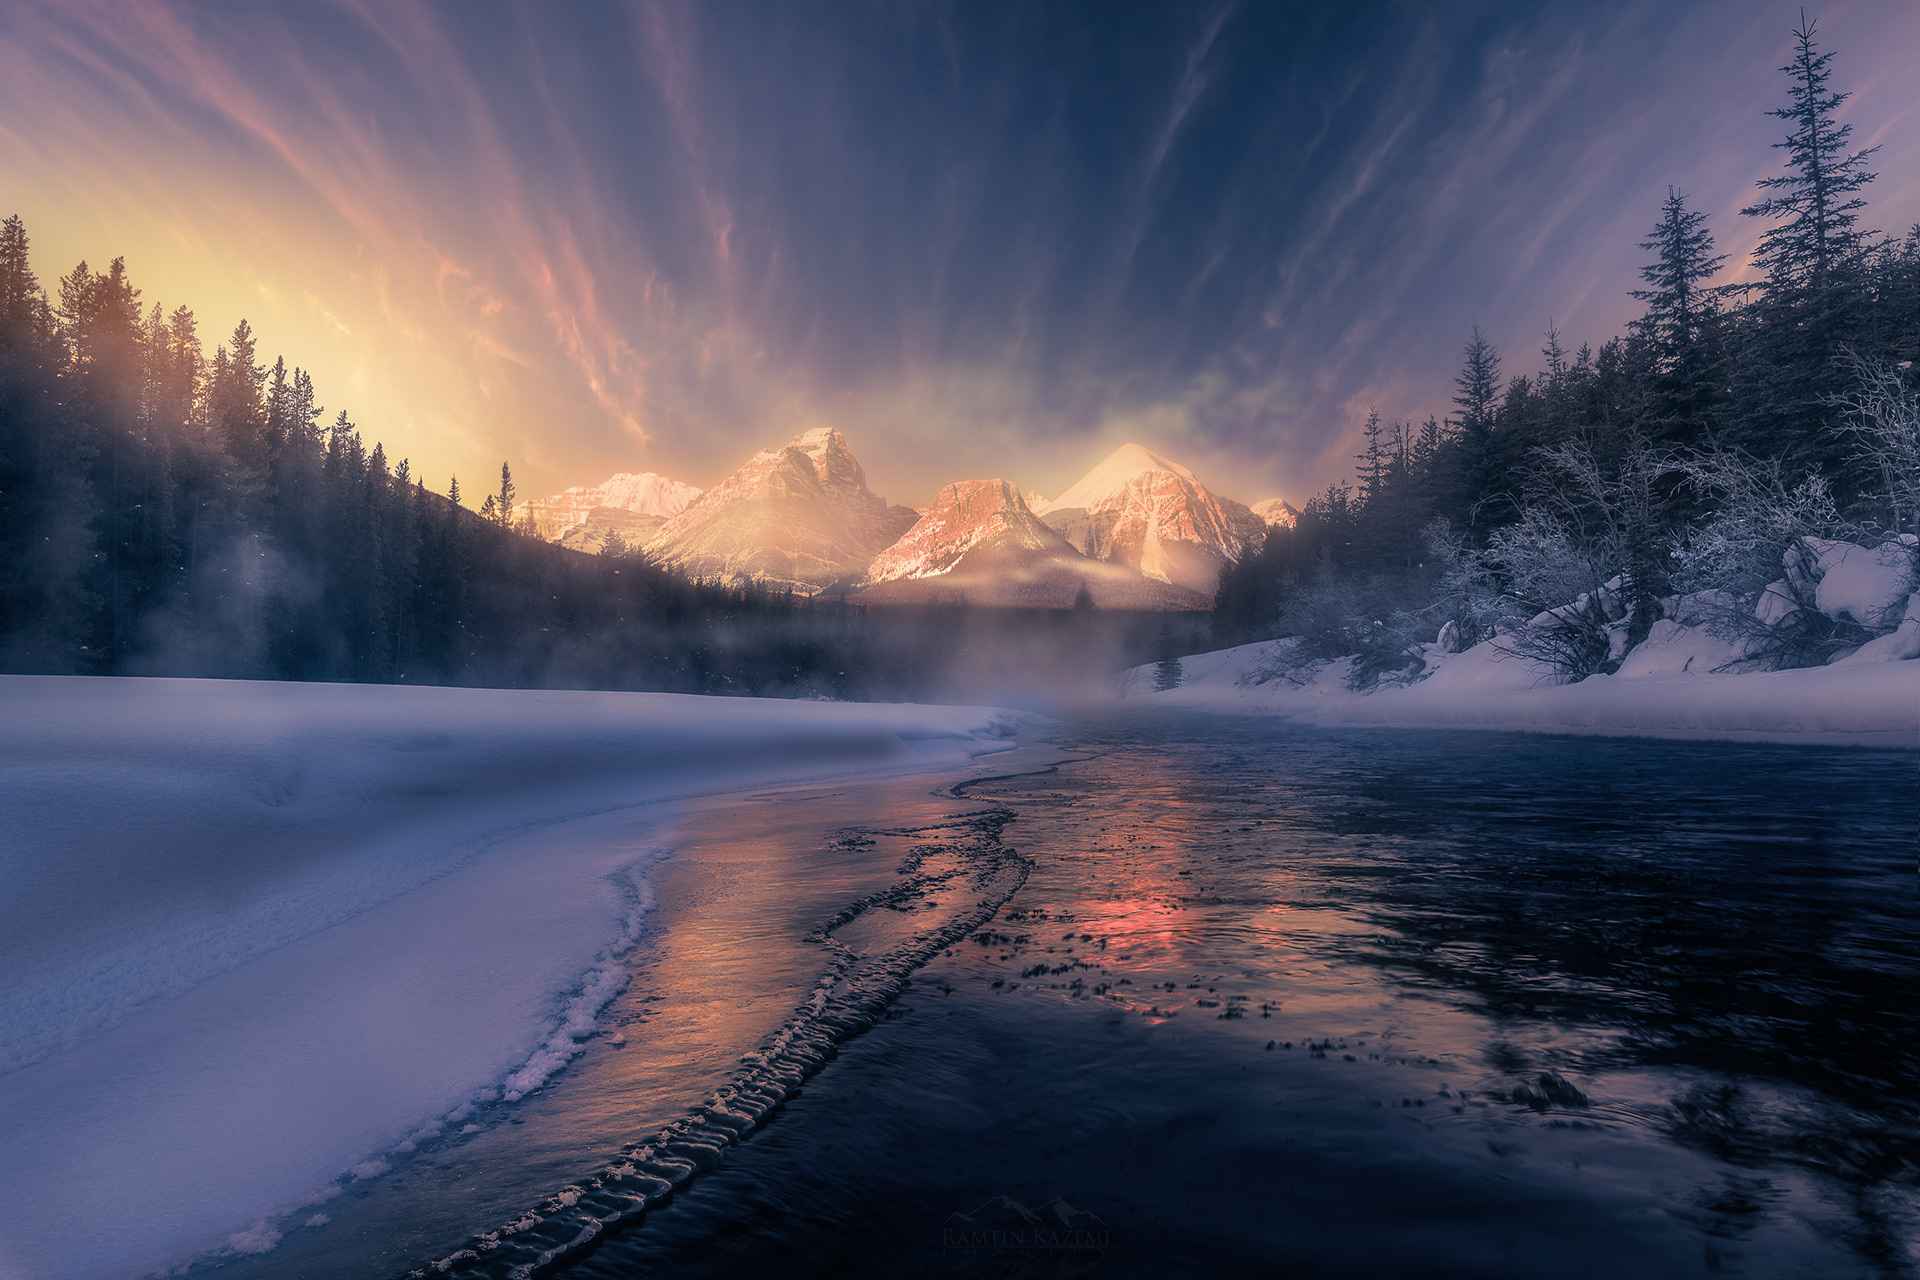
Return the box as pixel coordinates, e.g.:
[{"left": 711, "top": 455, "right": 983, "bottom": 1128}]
[
  {"left": 1449, "top": 326, "right": 1502, "bottom": 530},
  {"left": 494, "top": 461, "right": 516, "bottom": 529},
  {"left": 1631, "top": 189, "right": 1731, "bottom": 443},
  {"left": 1734, "top": 16, "right": 1880, "bottom": 471},
  {"left": 1741, "top": 17, "right": 1877, "bottom": 297}
]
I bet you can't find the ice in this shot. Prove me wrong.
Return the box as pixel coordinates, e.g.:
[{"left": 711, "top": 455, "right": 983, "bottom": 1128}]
[{"left": 0, "top": 677, "right": 1021, "bottom": 1280}]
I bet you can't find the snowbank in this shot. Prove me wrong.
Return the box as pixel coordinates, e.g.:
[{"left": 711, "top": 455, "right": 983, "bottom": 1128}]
[
  {"left": 0, "top": 677, "right": 1021, "bottom": 1280},
  {"left": 1125, "top": 636, "right": 1919, "bottom": 746}
]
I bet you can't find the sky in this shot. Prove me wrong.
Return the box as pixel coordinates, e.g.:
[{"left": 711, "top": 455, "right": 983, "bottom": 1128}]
[{"left": 2, "top": 1, "right": 1917, "bottom": 511}]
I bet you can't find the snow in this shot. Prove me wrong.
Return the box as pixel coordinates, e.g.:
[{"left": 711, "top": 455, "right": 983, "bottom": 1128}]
[
  {"left": 1035, "top": 443, "right": 1266, "bottom": 593},
  {"left": 1126, "top": 634, "right": 1920, "bottom": 746},
  {"left": 1042, "top": 442, "right": 1200, "bottom": 513},
  {"left": 645, "top": 427, "right": 918, "bottom": 591},
  {"left": 864, "top": 479, "right": 1070, "bottom": 581},
  {"left": 1125, "top": 535, "right": 1920, "bottom": 746},
  {"left": 1808, "top": 538, "right": 1917, "bottom": 629},
  {"left": 521, "top": 471, "right": 701, "bottom": 538},
  {"left": 0, "top": 677, "right": 1021, "bottom": 1280},
  {"left": 1613, "top": 619, "right": 1746, "bottom": 678},
  {"left": 1250, "top": 497, "right": 1298, "bottom": 528}
]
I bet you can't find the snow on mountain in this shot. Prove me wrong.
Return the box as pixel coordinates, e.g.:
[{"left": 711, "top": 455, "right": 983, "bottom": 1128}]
[
  {"left": 522, "top": 472, "right": 702, "bottom": 540},
  {"left": 858, "top": 478, "right": 1208, "bottom": 609},
  {"left": 645, "top": 427, "right": 919, "bottom": 591},
  {"left": 1251, "top": 497, "right": 1299, "bottom": 529},
  {"left": 556, "top": 507, "right": 666, "bottom": 554},
  {"left": 1035, "top": 443, "right": 1268, "bottom": 594}
]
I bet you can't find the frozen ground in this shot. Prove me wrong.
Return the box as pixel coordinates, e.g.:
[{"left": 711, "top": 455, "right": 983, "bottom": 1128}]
[
  {"left": 0, "top": 677, "right": 1021, "bottom": 1280},
  {"left": 1124, "top": 635, "right": 1920, "bottom": 746}
]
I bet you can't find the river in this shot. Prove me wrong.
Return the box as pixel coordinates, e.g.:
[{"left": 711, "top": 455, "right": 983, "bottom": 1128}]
[{"left": 235, "top": 712, "right": 1918, "bottom": 1279}]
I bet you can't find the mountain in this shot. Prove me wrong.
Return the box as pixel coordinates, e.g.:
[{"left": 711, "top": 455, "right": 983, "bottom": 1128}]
[
  {"left": 1032, "top": 444, "right": 1267, "bottom": 595},
  {"left": 645, "top": 427, "right": 919, "bottom": 591},
  {"left": 858, "top": 478, "right": 1208, "bottom": 609},
  {"left": 522, "top": 471, "right": 702, "bottom": 541},
  {"left": 1251, "top": 497, "right": 1299, "bottom": 529},
  {"left": 556, "top": 507, "right": 667, "bottom": 555}
]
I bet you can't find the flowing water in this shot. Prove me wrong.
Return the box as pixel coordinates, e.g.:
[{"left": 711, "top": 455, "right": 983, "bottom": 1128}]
[{"left": 233, "top": 713, "right": 1918, "bottom": 1280}]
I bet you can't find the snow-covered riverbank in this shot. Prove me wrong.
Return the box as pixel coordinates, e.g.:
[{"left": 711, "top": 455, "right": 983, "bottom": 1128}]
[
  {"left": 0, "top": 677, "right": 1022, "bottom": 1280},
  {"left": 1123, "top": 636, "right": 1920, "bottom": 746}
]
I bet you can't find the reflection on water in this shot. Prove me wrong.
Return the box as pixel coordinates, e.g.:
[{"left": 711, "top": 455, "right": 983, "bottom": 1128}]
[{"left": 574, "top": 714, "right": 1918, "bottom": 1280}]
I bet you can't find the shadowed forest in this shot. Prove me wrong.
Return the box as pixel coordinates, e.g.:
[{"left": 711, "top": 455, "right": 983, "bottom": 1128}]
[
  {"left": 2, "top": 21, "right": 1915, "bottom": 699},
  {"left": 1213, "top": 23, "right": 1918, "bottom": 684}
]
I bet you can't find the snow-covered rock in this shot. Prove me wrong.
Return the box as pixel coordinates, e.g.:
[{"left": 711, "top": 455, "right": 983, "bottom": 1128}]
[
  {"left": 1119, "top": 635, "right": 1919, "bottom": 745},
  {"left": 1754, "top": 579, "right": 1801, "bottom": 627},
  {"left": 522, "top": 471, "right": 701, "bottom": 540},
  {"left": 1808, "top": 539, "right": 1916, "bottom": 630},
  {"left": 859, "top": 478, "right": 1207, "bottom": 608},
  {"left": 1835, "top": 590, "right": 1920, "bottom": 663},
  {"left": 1034, "top": 444, "right": 1268, "bottom": 595},
  {"left": 1615, "top": 619, "right": 1746, "bottom": 678},
  {"left": 646, "top": 427, "right": 919, "bottom": 591}
]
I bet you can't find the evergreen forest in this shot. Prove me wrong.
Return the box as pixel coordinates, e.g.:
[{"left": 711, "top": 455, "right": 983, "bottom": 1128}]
[{"left": 1213, "top": 20, "right": 1918, "bottom": 683}]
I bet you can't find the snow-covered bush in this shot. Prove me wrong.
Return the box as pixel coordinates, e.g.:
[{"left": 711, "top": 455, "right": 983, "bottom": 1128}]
[
  {"left": 1273, "top": 563, "right": 1430, "bottom": 689},
  {"left": 1666, "top": 448, "right": 1897, "bottom": 667},
  {"left": 1423, "top": 518, "right": 1508, "bottom": 652},
  {"left": 1483, "top": 510, "right": 1625, "bottom": 680}
]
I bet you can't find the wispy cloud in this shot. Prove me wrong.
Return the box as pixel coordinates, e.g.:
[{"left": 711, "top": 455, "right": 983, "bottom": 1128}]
[{"left": 0, "top": 0, "right": 1914, "bottom": 507}]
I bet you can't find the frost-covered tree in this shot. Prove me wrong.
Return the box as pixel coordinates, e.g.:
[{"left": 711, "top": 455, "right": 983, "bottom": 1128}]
[{"left": 1829, "top": 351, "right": 1920, "bottom": 536}]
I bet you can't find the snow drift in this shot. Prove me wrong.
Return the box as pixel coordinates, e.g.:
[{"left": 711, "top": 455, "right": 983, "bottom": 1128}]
[
  {"left": 1126, "top": 534, "right": 1920, "bottom": 746},
  {"left": 0, "top": 677, "right": 1021, "bottom": 1280}
]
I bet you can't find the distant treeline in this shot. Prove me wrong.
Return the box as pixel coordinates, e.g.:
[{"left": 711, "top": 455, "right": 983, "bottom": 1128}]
[
  {"left": 1213, "top": 20, "right": 1918, "bottom": 680},
  {"left": 0, "top": 240, "right": 1202, "bottom": 699}
]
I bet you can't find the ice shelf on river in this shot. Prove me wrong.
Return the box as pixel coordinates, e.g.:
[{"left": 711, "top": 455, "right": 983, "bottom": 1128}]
[{"left": 0, "top": 676, "right": 1022, "bottom": 1280}]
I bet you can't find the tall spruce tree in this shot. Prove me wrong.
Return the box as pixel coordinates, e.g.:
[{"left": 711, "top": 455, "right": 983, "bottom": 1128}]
[
  {"left": 1631, "top": 188, "right": 1730, "bottom": 444},
  {"left": 1734, "top": 16, "right": 1879, "bottom": 470},
  {"left": 1450, "top": 326, "right": 1501, "bottom": 531}
]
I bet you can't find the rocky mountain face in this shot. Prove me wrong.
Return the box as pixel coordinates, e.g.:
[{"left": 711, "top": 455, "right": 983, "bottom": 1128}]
[
  {"left": 858, "top": 478, "right": 1208, "bottom": 609},
  {"left": 1032, "top": 444, "right": 1267, "bottom": 595},
  {"left": 522, "top": 472, "right": 702, "bottom": 541},
  {"left": 1251, "top": 497, "right": 1299, "bottom": 529},
  {"left": 536, "top": 431, "right": 1282, "bottom": 608},
  {"left": 644, "top": 427, "right": 919, "bottom": 591},
  {"left": 556, "top": 507, "right": 667, "bottom": 554}
]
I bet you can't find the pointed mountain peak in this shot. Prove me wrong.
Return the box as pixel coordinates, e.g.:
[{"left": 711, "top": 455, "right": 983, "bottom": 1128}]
[
  {"left": 1039, "top": 443, "right": 1264, "bottom": 595},
  {"left": 785, "top": 426, "right": 867, "bottom": 487},
  {"left": 1049, "top": 443, "right": 1197, "bottom": 511},
  {"left": 858, "top": 475, "right": 1207, "bottom": 609},
  {"left": 864, "top": 479, "right": 1068, "bottom": 583},
  {"left": 646, "top": 427, "right": 914, "bottom": 590}
]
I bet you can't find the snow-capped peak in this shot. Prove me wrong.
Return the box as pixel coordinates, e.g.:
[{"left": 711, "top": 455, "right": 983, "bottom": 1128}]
[
  {"left": 865, "top": 479, "right": 1071, "bottom": 582},
  {"left": 644, "top": 427, "right": 918, "bottom": 590},
  {"left": 1251, "top": 498, "right": 1299, "bottom": 529},
  {"left": 1045, "top": 443, "right": 1199, "bottom": 513},
  {"left": 1037, "top": 443, "right": 1266, "bottom": 594}
]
